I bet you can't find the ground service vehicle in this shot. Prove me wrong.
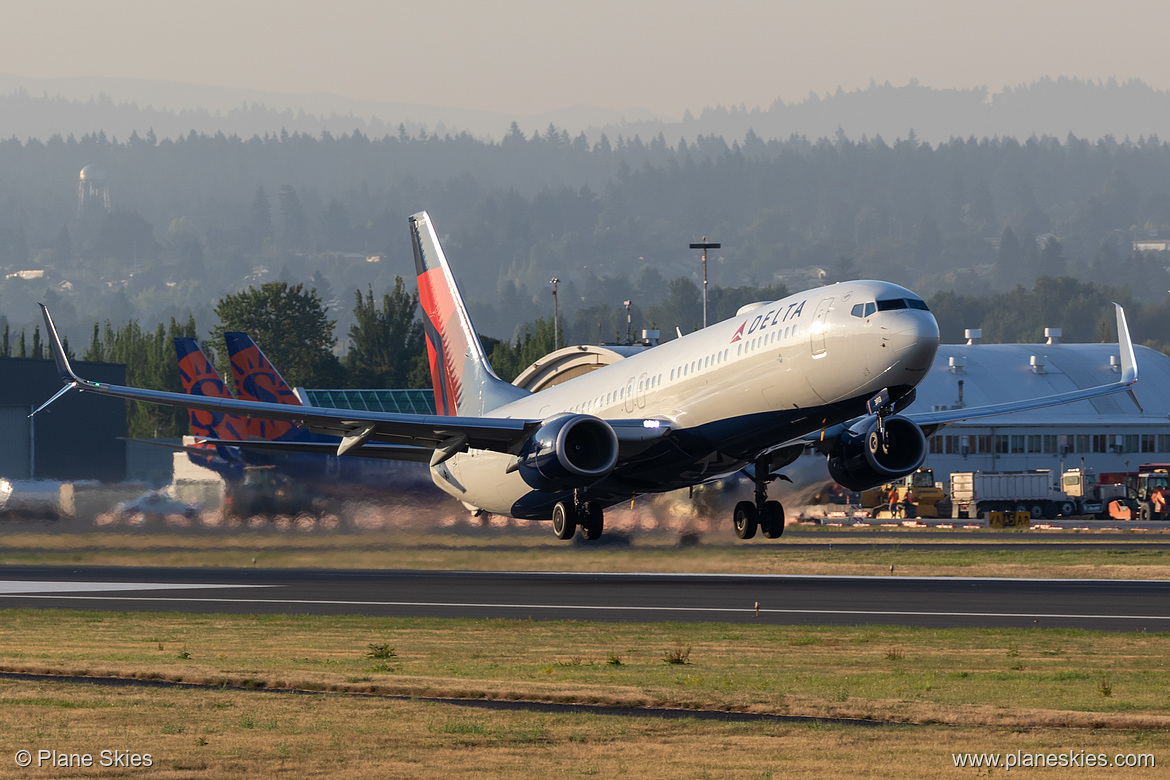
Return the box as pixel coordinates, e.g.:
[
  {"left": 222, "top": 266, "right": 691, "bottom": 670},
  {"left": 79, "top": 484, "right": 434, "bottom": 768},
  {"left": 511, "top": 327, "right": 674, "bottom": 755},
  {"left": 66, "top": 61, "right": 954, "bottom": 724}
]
[
  {"left": 1130, "top": 465, "right": 1170, "bottom": 521},
  {"left": 861, "top": 468, "right": 946, "bottom": 518},
  {"left": 950, "top": 470, "right": 1062, "bottom": 520},
  {"left": 953, "top": 468, "right": 1130, "bottom": 520},
  {"left": 1059, "top": 467, "right": 1129, "bottom": 519}
]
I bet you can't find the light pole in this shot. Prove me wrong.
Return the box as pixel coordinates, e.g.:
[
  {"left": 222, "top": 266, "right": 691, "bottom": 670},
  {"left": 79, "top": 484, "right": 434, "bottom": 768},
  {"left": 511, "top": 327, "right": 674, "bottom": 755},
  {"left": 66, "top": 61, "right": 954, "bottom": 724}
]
[
  {"left": 623, "top": 300, "right": 632, "bottom": 344},
  {"left": 550, "top": 277, "right": 559, "bottom": 350},
  {"left": 690, "top": 237, "right": 720, "bottom": 328}
]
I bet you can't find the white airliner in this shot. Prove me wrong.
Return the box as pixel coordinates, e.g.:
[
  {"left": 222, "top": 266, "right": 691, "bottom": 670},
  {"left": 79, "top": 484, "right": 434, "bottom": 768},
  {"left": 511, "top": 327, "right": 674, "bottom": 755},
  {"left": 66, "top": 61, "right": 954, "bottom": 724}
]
[{"left": 35, "top": 211, "right": 1138, "bottom": 541}]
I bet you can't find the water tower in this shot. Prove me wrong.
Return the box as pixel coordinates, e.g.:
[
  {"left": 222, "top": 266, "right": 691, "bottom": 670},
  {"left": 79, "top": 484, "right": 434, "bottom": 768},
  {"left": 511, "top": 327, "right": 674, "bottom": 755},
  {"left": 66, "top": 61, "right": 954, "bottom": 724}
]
[{"left": 78, "top": 164, "right": 110, "bottom": 216}]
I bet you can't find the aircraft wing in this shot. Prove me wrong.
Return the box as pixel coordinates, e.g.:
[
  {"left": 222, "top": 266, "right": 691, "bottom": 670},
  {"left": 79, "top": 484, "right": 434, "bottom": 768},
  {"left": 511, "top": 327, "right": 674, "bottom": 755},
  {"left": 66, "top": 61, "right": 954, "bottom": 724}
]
[
  {"left": 35, "top": 305, "right": 671, "bottom": 464},
  {"left": 903, "top": 302, "right": 1139, "bottom": 429}
]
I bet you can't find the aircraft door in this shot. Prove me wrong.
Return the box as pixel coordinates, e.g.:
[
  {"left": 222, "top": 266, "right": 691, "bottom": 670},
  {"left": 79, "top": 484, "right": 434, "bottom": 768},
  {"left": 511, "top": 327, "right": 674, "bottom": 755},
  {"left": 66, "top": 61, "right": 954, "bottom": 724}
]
[
  {"left": 810, "top": 297, "right": 834, "bottom": 357},
  {"left": 636, "top": 372, "right": 649, "bottom": 409},
  {"left": 623, "top": 377, "right": 636, "bottom": 414}
]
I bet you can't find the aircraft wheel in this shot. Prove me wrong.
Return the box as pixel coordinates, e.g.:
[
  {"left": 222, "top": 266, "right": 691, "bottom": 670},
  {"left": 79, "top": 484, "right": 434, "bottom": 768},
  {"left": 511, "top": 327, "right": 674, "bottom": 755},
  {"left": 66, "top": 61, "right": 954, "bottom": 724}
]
[
  {"left": 581, "top": 503, "right": 604, "bottom": 540},
  {"left": 761, "top": 500, "right": 785, "bottom": 538},
  {"left": 552, "top": 501, "right": 576, "bottom": 540},
  {"left": 733, "top": 501, "right": 758, "bottom": 540}
]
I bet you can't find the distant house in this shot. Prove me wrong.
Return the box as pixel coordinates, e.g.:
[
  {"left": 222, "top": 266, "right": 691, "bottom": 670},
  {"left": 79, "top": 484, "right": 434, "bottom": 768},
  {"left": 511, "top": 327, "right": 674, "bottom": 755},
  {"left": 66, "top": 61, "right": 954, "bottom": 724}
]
[
  {"left": 6, "top": 269, "right": 45, "bottom": 280},
  {"left": 1133, "top": 239, "right": 1170, "bottom": 252}
]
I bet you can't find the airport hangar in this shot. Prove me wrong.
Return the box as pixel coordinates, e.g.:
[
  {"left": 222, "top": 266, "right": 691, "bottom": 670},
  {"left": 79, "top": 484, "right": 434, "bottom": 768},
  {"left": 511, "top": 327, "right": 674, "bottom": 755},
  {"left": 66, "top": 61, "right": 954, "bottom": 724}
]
[
  {"left": 515, "top": 330, "right": 1170, "bottom": 484},
  {"left": 0, "top": 357, "right": 126, "bottom": 481}
]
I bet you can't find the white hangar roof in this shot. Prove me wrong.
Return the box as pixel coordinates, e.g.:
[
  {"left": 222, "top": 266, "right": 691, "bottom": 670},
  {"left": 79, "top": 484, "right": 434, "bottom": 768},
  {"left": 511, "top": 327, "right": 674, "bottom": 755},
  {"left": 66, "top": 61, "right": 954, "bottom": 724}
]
[{"left": 906, "top": 342, "right": 1169, "bottom": 426}]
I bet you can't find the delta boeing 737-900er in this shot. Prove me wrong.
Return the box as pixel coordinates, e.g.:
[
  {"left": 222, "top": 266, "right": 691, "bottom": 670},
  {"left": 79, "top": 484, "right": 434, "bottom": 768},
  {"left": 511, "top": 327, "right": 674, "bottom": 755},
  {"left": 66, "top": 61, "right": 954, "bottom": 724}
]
[{"left": 33, "top": 211, "right": 1139, "bottom": 542}]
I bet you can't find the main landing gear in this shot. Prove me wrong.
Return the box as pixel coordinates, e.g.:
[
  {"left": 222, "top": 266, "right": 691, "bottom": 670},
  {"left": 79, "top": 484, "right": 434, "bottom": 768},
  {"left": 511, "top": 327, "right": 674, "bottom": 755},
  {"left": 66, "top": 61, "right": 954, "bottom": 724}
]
[
  {"left": 551, "top": 489, "right": 604, "bottom": 541},
  {"left": 733, "top": 455, "right": 788, "bottom": 540}
]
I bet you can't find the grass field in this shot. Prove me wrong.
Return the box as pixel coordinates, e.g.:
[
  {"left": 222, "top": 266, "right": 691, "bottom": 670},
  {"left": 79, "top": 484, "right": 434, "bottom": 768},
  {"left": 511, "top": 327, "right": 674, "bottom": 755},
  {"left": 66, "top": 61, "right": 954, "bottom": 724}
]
[
  {"left": 2, "top": 610, "right": 1169, "bottom": 728},
  {"left": 2, "top": 526, "right": 1169, "bottom": 775},
  {"left": 0, "top": 610, "right": 1168, "bottom": 777},
  {"left": 3, "top": 527, "right": 1170, "bottom": 578},
  {"left": 1, "top": 678, "right": 1164, "bottom": 778}
]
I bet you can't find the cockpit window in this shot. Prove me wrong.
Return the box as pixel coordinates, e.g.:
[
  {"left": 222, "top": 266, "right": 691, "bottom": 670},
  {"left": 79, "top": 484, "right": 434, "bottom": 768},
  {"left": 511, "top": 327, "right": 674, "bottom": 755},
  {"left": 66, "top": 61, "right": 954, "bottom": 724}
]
[
  {"left": 876, "top": 298, "right": 930, "bottom": 312},
  {"left": 865, "top": 301, "right": 876, "bottom": 316},
  {"left": 851, "top": 302, "right": 879, "bottom": 318}
]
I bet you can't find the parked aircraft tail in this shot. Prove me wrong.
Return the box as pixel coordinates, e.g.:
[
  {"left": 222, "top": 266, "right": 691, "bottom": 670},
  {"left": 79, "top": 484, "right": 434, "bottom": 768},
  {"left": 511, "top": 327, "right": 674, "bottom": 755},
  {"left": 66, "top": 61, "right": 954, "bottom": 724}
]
[
  {"left": 174, "top": 337, "right": 248, "bottom": 442},
  {"left": 223, "top": 332, "right": 302, "bottom": 441},
  {"left": 410, "top": 211, "right": 528, "bottom": 416}
]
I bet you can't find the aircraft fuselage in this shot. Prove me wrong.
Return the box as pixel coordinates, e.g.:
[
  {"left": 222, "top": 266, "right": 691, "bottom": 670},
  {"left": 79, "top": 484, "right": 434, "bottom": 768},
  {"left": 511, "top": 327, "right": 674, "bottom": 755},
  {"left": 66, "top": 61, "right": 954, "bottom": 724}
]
[{"left": 432, "top": 280, "right": 940, "bottom": 519}]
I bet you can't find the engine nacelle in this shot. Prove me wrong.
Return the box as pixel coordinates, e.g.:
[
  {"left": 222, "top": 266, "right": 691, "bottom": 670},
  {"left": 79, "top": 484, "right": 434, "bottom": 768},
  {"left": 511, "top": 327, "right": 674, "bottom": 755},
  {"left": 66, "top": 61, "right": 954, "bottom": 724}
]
[
  {"left": 826, "top": 414, "right": 927, "bottom": 491},
  {"left": 516, "top": 414, "right": 619, "bottom": 491}
]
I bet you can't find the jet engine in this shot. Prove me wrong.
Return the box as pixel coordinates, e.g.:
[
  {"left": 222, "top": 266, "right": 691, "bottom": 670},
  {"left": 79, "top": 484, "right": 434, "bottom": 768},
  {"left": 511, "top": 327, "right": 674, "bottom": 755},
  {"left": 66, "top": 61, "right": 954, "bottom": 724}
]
[
  {"left": 515, "top": 414, "right": 619, "bottom": 491},
  {"left": 825, "top": 415, "right": 927, "bottom": 491}
]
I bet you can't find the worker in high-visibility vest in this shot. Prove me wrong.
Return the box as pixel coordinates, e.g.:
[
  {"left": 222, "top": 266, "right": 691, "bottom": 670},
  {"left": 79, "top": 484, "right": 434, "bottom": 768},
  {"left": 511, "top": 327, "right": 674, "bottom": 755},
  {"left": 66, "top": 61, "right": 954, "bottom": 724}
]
[{"left": 1152, "top": 487, "right": 1167, "bottom": 518}]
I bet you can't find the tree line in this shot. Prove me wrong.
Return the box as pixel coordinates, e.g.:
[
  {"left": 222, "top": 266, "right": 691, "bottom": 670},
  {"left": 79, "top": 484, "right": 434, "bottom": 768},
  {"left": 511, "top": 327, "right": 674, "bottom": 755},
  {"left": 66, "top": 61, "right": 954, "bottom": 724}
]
[{"left": 4, "top": 124, "right": 1170, "bottom": 352}]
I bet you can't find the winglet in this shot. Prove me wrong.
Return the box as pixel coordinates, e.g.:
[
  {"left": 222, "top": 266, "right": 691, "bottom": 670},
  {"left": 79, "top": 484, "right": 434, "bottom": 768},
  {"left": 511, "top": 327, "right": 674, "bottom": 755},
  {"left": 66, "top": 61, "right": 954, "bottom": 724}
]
[
  {"left": 32, "top": 303, "right": 87, "bottom": 417},
  {"left": 39, "top": 303, "right": 83, "bottom": 385},
  {"left": 1115, "top": 302, "right": 1137, "bottom": 386}
]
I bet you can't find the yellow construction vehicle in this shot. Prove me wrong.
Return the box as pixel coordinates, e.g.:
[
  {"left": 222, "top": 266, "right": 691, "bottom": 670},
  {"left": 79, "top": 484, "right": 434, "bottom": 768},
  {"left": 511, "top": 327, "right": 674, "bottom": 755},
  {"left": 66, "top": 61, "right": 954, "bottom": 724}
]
[{"left": 860, "top": 468, "right": 947, "bottom": 519}]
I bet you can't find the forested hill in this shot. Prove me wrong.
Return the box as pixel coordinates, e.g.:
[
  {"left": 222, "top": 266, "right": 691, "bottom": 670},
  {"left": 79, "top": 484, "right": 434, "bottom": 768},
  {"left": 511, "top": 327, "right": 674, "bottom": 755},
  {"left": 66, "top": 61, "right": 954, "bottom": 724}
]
[
  {"left": 2, "top": 116, "right": 1170, "bottom": 353},
  {"left": 5, "top": 77, "right": 1170, "bottom": 145}
]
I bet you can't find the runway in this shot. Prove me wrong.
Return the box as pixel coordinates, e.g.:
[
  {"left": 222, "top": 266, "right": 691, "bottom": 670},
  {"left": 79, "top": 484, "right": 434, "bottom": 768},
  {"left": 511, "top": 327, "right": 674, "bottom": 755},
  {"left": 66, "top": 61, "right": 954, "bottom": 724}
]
[{"left": 1, "top": 565, "right": 1169, "bottom": 631}]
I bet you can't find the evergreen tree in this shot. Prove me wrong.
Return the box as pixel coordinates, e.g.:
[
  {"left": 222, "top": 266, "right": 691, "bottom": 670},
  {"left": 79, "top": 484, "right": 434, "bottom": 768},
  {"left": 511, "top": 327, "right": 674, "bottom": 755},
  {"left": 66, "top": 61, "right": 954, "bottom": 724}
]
[
  {"left": 212, "top": 281, "right": 342, "bottom": 389},
  {"left": 345, "top": 278, "right": 425, "bottom": 388},
  {"left": 82, "top": 316, "right": 198, "bottom": 437}
]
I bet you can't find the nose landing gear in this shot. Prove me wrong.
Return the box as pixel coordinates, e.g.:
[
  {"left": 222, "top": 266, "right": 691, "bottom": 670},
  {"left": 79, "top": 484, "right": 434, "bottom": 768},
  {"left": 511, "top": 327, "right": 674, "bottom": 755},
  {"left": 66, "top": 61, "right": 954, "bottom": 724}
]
[{"left": 733, "top": 455, "right": 789, "bottom": 540}]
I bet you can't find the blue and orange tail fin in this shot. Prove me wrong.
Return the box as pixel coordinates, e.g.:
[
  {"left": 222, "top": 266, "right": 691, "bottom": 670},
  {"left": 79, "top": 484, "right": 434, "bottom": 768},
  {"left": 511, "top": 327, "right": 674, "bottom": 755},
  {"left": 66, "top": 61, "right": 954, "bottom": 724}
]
[
  {"left": 175, "top": 337, "right": 248, "bottom": 443},
  {"left": 223, "top": 332, "right": 302, "bottom": 441},
  {"left": 410, "top": 211, "right": 528, "bottom": 416}
]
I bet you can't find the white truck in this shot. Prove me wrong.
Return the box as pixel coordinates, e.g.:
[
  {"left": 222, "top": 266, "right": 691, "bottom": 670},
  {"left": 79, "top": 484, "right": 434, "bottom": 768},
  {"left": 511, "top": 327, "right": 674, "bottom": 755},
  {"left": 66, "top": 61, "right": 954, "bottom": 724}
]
[
  {"left": 950, "top": 470, "right": 1064, "bottom": 520},
  {"left": 950, "top": 469, "right": 1124, "bottom": 520}
]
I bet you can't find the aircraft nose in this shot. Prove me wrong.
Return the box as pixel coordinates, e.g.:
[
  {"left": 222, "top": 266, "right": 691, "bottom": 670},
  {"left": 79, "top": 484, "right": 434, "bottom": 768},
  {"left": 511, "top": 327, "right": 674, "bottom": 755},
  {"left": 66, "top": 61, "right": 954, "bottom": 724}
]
[{"left": 889, "top": 310, "right": 940, "bottom": 375}]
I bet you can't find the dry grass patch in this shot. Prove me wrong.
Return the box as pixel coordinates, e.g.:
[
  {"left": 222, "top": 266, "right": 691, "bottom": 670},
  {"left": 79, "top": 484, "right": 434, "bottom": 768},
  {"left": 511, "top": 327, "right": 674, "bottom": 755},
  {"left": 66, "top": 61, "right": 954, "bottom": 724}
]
[
  {"left": 2, "top": 610, "right": 1170, "bottom": 730},
  {"left": 1, "top": 679, "right": 1168, "bottom": 779}
]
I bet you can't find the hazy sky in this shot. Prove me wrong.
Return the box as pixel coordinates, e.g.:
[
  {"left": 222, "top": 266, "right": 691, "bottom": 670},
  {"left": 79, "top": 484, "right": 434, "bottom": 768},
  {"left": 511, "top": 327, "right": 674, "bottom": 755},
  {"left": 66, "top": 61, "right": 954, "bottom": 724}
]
[{"left": 3, "top": 0, "right": 1168, "bottom": 118}]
